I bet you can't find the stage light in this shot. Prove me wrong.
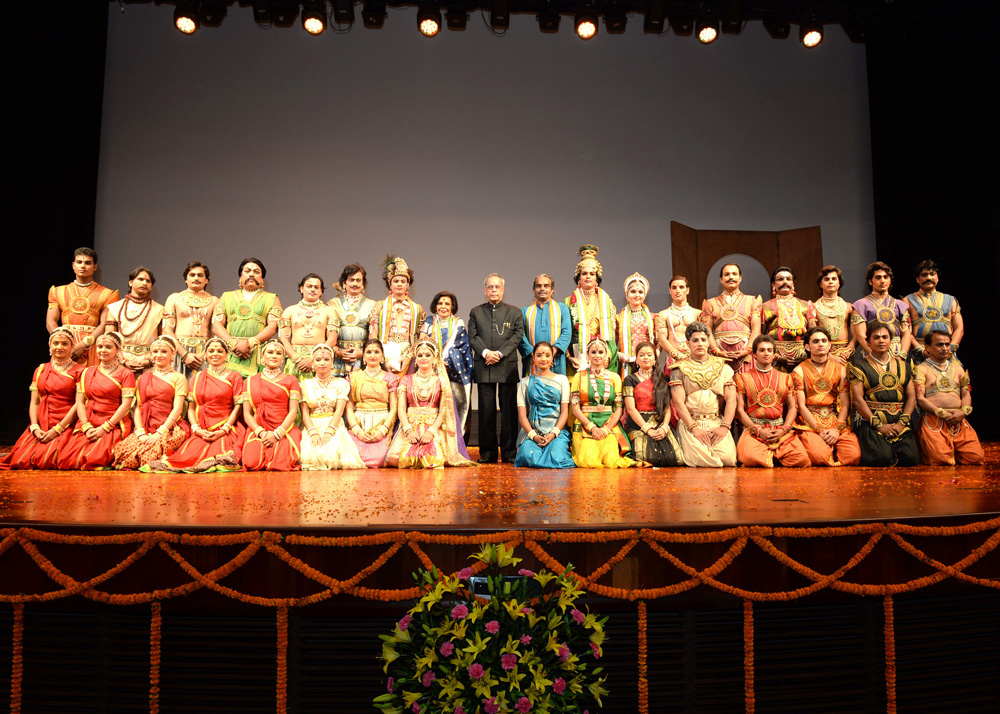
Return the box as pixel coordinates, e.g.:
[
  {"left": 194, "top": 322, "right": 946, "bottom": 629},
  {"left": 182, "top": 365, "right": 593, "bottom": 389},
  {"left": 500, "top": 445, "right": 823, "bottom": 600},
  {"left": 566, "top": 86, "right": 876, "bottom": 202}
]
[
  {"left": 668, "top": 16, "right": 693, "bottom": 36},
  {"left": 332, "top": 0, "right": 355, "bottom": 25},
  {"left": 604, "top": 6, "right": 627, "bottom": 34},
  {"left": 174, "top": 2, "right": 199, "bottom": 34},
  {"left": 575, "top": 8, "right": 598, "bottom": 39},
  {"left": 490, "top": 0, "right": 510, "bottom": 30},
  {"left": 251, "top": 0, "right": 272, "bottom": 25},
  {"left": 200, "top": 0, "right": 228, "bottom": 27},
  {"left": 271, "top": 0, "right": 299, "bottom": 27},
  {"left": 643, "top": 0, "right": 664, "bottom": 33},
  {"left": 302, "top": 1, "right": 326, "bottom": 34},
  {"left": 418, "top": 3, "right": 441, "bottom": 36},
  {"left": 362, "top": 0, "right": 386, "bottom": 28},
  {"left": 800, "top": 23, "right": 822, "bottom": 47},
  {"left": 536, "top": 4, "right": 560, "bottom": 33},
  {"left": 446, "top": 3, "right": 467, "bottom": 30},
  {"left": 762, "top": 16, "right": 789, "bottom": 39},
  {"left": 697, "top": 19, "right": 718, "bottom": 44}
]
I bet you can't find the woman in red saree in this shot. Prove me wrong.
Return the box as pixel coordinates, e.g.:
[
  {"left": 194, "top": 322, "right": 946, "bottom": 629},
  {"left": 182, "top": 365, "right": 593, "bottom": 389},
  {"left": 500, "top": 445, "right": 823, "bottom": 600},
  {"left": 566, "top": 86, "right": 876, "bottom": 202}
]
[
  {"left": 242, "top": 339, "right": 302, "bottom": 471},
  {"left": 114, "top": 336, "right": 190, "bottom": 470},
  {"left": 1, "top": 328, "right": 83, "bottom": 470},
  {"left": 149, "top": 337, "right": 245, "bottom": 472},
  {"left": 57, "top": 332, "right": 136, "bottom": 470}
]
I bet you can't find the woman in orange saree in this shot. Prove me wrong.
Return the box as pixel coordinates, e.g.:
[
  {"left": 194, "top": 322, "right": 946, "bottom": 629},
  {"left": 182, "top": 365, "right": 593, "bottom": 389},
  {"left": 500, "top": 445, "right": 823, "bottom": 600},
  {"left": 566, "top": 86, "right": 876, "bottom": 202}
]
[{"left": 242, "top": 339, "right": 302, "bottom": 471}]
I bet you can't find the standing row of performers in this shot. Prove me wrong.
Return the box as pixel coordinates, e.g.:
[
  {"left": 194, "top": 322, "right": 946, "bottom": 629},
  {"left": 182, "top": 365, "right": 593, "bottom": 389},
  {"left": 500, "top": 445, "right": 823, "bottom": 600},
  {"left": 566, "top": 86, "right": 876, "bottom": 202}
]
[{"left": 2, "top": 245, "right": 980, "bottom": 471}]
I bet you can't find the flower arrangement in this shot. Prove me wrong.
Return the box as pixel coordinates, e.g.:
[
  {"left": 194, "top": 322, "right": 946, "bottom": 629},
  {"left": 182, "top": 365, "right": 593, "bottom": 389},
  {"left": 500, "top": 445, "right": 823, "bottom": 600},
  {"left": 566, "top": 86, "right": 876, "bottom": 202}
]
[{"left": 375, "top": 543, "right": 609, "bottom": 714}]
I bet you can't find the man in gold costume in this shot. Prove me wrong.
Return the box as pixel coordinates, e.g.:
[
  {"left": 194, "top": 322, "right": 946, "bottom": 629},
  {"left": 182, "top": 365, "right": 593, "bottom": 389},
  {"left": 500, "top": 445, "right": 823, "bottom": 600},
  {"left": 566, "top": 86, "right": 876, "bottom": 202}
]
[
  {"left": 46, "top": 247, "right": 118, "bottom": 365},
  {"left": 211, "top": 257, "right": 282, "bottom": 377},
  {"left": 162, "top": 261, "right": 219, "bottom": 377},
  {"left": 104, "top": 266, "right": 165, "bottom": 374},
  {"left": 369, "top": 255, "right": 424, "bottom": 376},
  {"left": 701, "top": 263, "right": 761, "bottom": 373},
  {"left": 759, "top": 266, "right": 817, "bottom": 370}
]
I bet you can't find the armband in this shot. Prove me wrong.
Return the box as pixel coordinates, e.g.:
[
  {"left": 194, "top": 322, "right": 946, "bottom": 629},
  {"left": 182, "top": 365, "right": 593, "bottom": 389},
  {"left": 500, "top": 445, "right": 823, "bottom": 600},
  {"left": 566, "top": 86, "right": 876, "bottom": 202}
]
[
  {"left": 869, "top": 412, "right": 884, "bottom": 428},
  {"left": 898, "top": 414, "right": 911, "bottom": 427},
  {"left": 836, "top": 422, "right": 848, "bottom": 433},
  {"left": 950, "top": 344, "right": 959, "bottom": 353}
]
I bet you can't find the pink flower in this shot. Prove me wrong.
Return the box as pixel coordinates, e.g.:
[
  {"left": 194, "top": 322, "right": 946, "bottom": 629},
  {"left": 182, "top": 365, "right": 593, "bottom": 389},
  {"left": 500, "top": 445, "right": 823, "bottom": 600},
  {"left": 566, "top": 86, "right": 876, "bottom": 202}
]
[
  {"left": 457, "top": 567, "right": 473, "bottom": 580},
  {"left": 387, "top": 677, "right": 394, "bottom": 693},
  {"left": 558, "top": 645, "right": 570, "bottom": 662},
  {"left": 553, "top": 677, "right": 566, "bottom": 694},
  {"left": 571, "top": 609, "right": 585, "bottom": 625},
  {"left": 501, "top": 653, "right": 518, "bottom": 671},
  {"left": 521, "top": 607, "right": 532, "bottom": 614},
  {"left": 484, "top": 698, "right": 500, "bottom": 714},
  {"left": 590, "top": 642, "right": 602, "bottom": 659},
  {"left": 439, "top": 641, "right": 455, "bottom": 657},
  {"left": 422, "top": 671, "right": 436, "bottom": 687},
  {"left": 455, "top": 708, "right": 465, "bottom": 714},
  {"left": 412, "top": 704, "right": 420, "bottom": 714},
  {"left": 515, "top": 696, "right": 532, "bottom": 713},
  {"left": 451, "top": 604, "right": 469, "bottom": 620},
  {"left": 398, "top": 614, "right": 412, "bottom": 631},
  {"left": 468, "top": 663, "right": 485, "bottom": 680},
  {"left": 518, "top": 568, "right": 535, "bottom": 577},
  {"left": 520, "top": 634, "right": 532, "bottom": 645},
  {"left": 485, "top": 620, "right": 500, "bottom": 634}
]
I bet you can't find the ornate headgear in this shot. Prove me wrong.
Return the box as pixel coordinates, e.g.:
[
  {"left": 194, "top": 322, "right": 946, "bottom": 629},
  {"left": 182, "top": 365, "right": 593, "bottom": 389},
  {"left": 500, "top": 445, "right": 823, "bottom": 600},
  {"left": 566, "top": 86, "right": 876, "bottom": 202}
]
[
  {"left": 382, "top": 255, "right": 413, "bottom": 288},
  {"left": 574, "top": 245, "right": 603, "bottom": 280},
  {"left": 623, "top": 272, "right": 649, "bottom": 295},
  {"left": 310, "top": 343, "right": 335, "bottom": 359},
  {"left": 261, "top": 338, "right": 283, "bottom": 353},
  {"left": 204, "top": 336, "right": 230, "bottom": 354},
  {"left": 413, "top": 335, "right": 441, "bottom": 358},
  {"left": 97, "top": 331, "right": 124, "bottom": 349},
  {"left": 150, "top": 335, "right": 180, "bottom": 353},
  {"left": 586, "top": 337, "right": 608, "bottom": 352},
  {"left": 48, "top": 327, "right": 75, "bottom": 346}
]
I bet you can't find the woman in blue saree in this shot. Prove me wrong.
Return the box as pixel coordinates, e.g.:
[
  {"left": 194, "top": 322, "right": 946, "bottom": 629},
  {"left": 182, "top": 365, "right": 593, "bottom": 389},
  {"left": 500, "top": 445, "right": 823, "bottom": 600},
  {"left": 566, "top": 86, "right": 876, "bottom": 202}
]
[{"left": 515, "top": 342, "right": 575, "bottom": 468}]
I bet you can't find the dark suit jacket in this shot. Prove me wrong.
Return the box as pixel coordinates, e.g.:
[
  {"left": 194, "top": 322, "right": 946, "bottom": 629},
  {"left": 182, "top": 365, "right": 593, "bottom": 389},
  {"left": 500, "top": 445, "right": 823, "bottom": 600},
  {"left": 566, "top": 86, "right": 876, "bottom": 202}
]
[{"left": 468, "top": 302, "right": 524, "bottom": 383}]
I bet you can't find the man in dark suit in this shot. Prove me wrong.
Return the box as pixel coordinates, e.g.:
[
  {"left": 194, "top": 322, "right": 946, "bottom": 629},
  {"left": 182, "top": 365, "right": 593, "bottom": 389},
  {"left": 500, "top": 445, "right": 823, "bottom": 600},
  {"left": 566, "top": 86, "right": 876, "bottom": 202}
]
[{"left": 468, "top": 273, "right": 524, "bottom": 463}]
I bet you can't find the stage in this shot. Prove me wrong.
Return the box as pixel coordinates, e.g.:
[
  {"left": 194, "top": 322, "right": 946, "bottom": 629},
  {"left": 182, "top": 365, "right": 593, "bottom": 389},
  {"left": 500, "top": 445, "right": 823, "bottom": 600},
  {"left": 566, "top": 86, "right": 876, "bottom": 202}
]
[{"left": 2, "top": 447, "right": 1000, "bottom": 713}]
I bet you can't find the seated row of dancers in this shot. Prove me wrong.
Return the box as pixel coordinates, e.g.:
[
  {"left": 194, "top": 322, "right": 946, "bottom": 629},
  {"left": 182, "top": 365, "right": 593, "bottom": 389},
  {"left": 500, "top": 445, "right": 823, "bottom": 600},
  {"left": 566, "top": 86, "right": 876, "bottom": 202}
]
[{"left": 2, "top": 317, "right": 981, "bottom": 471}]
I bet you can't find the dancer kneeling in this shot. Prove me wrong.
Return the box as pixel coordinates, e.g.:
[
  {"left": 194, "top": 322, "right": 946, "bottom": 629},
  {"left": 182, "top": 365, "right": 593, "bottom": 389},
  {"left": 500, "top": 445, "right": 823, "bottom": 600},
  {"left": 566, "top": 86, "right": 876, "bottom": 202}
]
[
  {"left": 623, "top": 342, "right": 684, "bottom": 466},
  {"left": 345, "top": 340, "right": 398, "bottom": 467},
  {"left": 114, "top": 336, "right": 191, "bottom": 470},
  {"left": 385, "top": 337, "right": 474, "bottom": 468},
  {"left": 299, "top": 343, "right": 365, "bottom": 470},
  {"left": 514, "top": 342, "right": 575, "bottom": 468},
  {"left": 670, "top": 322, "right": 737, "bottom": 467},
  {"left": 734, "top": 336, "right": 810, "bottom": 468},
  {"left": 569, "top": 338, "right": 635, "bottom": 468},
  {"left": 1, "top": 328, "right": 83, "bottom": 470},
  {"left": 148, "top": 337, "right": 244, "bottom": 473},
  {"left": 242, "top": 339, "right": 302, "bottom": 471}
]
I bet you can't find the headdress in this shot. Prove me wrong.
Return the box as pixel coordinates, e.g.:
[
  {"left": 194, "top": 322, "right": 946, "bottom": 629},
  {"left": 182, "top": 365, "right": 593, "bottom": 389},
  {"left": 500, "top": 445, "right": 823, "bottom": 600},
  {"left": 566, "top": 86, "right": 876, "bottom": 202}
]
[
  {"left": 204, "top": 336, "right": 230, "bottom": 354},
  {"left": 623, "top": 272, "right": 649, "bottom": 295},
  {"left": 261, "top": 338, "right": 283, "bottom": 352},
  {"left": 310, "top": 343, "right": 335, "bottom": 359},
  {"left": 98, "top": 331, "right": 124, "bottom": 349},
  {"left": 414, "top": 335, "right": 441, "bottom": 358},
  {"left": 48, "top": 326, "right": 75, "bottom": 346},
  {"left": 382, "top": 255, "right": 412, "bottom": 285},
  {"left": 574, "top": 245, "right": 603, "bottom": 279},
  {"left": 150, "top": 335, "right": 179, "bottom": 353}
]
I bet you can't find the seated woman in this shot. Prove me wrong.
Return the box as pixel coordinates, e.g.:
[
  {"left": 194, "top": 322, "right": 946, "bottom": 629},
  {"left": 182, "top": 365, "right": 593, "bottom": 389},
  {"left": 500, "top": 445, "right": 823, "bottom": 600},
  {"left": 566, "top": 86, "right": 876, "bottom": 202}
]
[
  {"left": 299, "top": 343, "right": 365, "bottom": 470},
  {"left": 569, "top": 338, "right": 635, "bottom": 468},
  {"left": 623, "top": 341, "right": 684, "bottom": 466},
  {"left": 346, "top": 340, "right": 398, "bottom": 468},
  {"left": 420, "top": 291, "right": 474, "bottom": 432},
  {"left": 57, "top": 332, "right": 136, "bottom": 470},
  {"left": 114, "top": 336, "right": 191, "bottom": 470},
  {"left": 1, "top": 328, "right": 83, "bottom": 470},
  {"left": 149, "top": 337, "right": 245, "bottom": 473},
  {"left": 385, "top": 337, "right": 474, "bottom": 468},
  {"left": 514, "top": 341, "right": 575, "bottom": 469},
  {"left": 242, "top": 339, "right": 302, "bottom": 471}
]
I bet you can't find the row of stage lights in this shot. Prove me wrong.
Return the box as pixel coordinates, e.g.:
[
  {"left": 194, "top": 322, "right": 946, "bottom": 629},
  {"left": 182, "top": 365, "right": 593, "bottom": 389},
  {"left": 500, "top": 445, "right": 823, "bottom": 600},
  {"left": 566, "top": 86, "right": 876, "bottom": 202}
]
[{"left": 173, "top": 1, "right": 827, "bottom": 46}]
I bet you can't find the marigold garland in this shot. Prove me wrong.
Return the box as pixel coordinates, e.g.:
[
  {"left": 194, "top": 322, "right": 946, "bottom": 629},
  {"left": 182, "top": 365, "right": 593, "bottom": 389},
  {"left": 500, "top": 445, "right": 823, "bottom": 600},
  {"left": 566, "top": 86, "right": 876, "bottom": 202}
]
[
  {"left": 276, "top": 606, "right": 288, "bottom": 714},
  {"left": 150, "top": 601, "right": 161, "bottom": 714},
  {"left": 884, "top": 595, "right": 896, "bottom": 714},
  {"left": 10, "top": 603, "right": 23, "bottom": 714},
  {"left": 637, "top": 601, "right": 648, "bottom": 714},
  {"left": 743, "top": 599, "right": 755, "bottom": 714}
]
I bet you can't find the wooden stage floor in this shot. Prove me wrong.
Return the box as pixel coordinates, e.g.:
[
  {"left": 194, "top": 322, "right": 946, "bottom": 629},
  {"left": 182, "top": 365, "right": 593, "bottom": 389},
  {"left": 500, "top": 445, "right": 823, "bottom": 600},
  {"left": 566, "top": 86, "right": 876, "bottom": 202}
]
[{"left": 3, "top": 443, "right": 999, "bottom": 531}]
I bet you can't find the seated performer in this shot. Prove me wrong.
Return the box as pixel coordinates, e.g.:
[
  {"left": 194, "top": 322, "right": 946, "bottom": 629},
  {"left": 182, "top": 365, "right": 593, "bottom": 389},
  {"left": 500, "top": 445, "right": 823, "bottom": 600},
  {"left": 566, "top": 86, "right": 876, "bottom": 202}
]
[
  {"left": 617, "top": 272, "right": 656, "bottom": 379},
  {"left": 212, "top": 258, "right": 282, "bottom": 377},
  {"left": 57, "top": 332, "right": 136, "bottom": 470},
  {"left": 792, "top": 327, "right": 861, "bottom": 466},
  {"left": 421, "top": 291, "right": 474, "bottom": 432},
  {"left": 851, "top": 261, "right": 912, "bottom": 360},
  {"left": 670, "top": 322, "right": 737, "bottom": 467},
  {"left": 623, "top": 341, "right": 684, "bottom": 467},
  {"left": 569, "top": 338, "right": 635, "bottom": 468},
  {"left": 655, "top": 275, "right": 701, "bottom": 369},
  {"left": 734, "top": 336, "right": 809, "bottom": 468},
  {"left": 103, "top": 266, "right": 165, "bottom": 374},
  {"left": 565, "top": 245, "right": 619, "bottom": 375},
  {"left": 369, "top": 255, "right": 424, "bottom": 376},
  {"left": 242, "top": 340, "right": 302, "bottom": 471},
  {"left": 906, "top": 260, "right": 964, "bottom": 363},
  {"left": 346, "top": 339, "right": 399, "bottom": 468},
  {"left": 913, "top": 330, "right": 983, "bottom": 465},
  {"left": 514, "top": 342, "right": 575, "bottom": 469},
  {"left": 113, "top": 336, "right": 190, "bottom": 471},
  {"left": 702, "top": 263, "right": 761, "bottom": 373},
  {"left": 328, "top": 263, "right": 377, "bottom": 377},
  {"left": 1, "top": 328, "right": 83, "bottom": 471},
  {"left": 149, "top": 337, "right": 245, "bottom": 473},
  {"left": 849, "top": 322, "right": 919, "bottom": 466},
  {"left": 519, "top": 273, "right": 572, "bottom": 376},
  {"left": 813, "top": 266, "right": 855, "bottom": 363},
  {"left": 279, "top": 273, "right": 333, "bottom": 380},
  {"left": 760, "top": 267, "right": 816, "bottom": 371},
  {"left": 385, "top": 337, "right": 474, "bottom": 468},
  {"left": 46, "top": 247, "right": 118, "bottom": 366},
  {"left": 162, "top": 261, "right": 218, "bottom": 378},
  {"left": 299, "top": 343, "right": 365, "bottom": 470}
]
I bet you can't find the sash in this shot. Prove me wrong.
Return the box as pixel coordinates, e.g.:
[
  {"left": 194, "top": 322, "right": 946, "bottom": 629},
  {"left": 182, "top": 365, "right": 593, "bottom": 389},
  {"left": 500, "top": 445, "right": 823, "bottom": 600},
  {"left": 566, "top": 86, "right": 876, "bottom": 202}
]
[
  {"left": 572, "top": 288, "right": 615, "bottom": 353},
  {"left": 617, "top": 306, "right": 654, "bottom": 361},
  {"left": 379, "top": 297, "right": 417, "bottom": 342},
  {"left": 526, "top": 301, "right": 562, "bottom": 374}
]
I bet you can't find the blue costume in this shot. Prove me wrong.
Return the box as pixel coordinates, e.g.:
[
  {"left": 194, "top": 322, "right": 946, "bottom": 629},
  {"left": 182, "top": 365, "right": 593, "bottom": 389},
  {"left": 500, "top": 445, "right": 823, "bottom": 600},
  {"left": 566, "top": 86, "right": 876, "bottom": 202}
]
[
  {"left": 514, "top": 373, "right": 575, "bottom": 469},
  {"left": 519, "top": 300, "right": 572, "bottom": 376}
]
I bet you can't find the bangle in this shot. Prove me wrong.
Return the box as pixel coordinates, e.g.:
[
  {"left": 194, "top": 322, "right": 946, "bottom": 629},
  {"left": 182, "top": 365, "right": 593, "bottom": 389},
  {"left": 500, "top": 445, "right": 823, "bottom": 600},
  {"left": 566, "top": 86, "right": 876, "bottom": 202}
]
[
  {"left": 222, "top": 423, "right": 233, "bottom": 433},
  {"left": 255, "top": 428, "right": 266, "bottom": 438},
  {"left": 721, "top": 422, "right": 732, "bottom": 430},
  {"left": 307, "top": 427, "right": 319, "bottom": 436},
  {"left": 54, "top": 423, "right": 66, "bottom": 434},
  {"left": 248, "top": 337, "right": 261, "bottom": 350},
  {"left": 274, "top": 426, "right": 285, "bottom": 440},
  {"left": 527, "top": 430, "right": 537, "bottom": 440},
  {"left": 227, "top": 338, "right": 238, "bottom": 350},
  {"left": 898, "top": 414, "right": 911, "bottom": 427},
  {"left": 80, "top": 421, "right": 94, "bottom": 431},
  {"left": 933, "top": 407, "right": 949, "bottom": 418},
  {"left": 869, "top": 412, "right": 884, "bottom": 428},
  {"left": 836, "top": 422, "right": 848, "bottom": 433},
  {"left": 961, "top": 405, "right": 973, "bottom": 416}
]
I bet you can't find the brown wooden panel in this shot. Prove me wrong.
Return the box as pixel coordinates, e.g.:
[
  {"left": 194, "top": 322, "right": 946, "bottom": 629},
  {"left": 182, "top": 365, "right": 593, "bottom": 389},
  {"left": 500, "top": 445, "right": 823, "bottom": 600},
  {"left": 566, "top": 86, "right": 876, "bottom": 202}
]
[
  {"left": 670, "top": 220, "right": 699, "bottom": 301},
  {"left": 777, "top": 226, "right": 824, "bottom": 301}
]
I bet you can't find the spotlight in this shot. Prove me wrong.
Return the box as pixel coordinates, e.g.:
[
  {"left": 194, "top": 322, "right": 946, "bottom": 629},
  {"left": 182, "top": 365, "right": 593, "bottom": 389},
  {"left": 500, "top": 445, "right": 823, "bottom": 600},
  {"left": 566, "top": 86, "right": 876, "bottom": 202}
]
[
  {"left": 302, "top": 1, "right": 326, "bottom": 34},
  {"left": 697, "top": 19, "right": 718, "bottom": 44},
  {"left": 536, "top": 4, "right": 560, "bottom": 32},
  {"left": 668, "top": 16, "right": 693, "bottom": 36},
  {"left": 643, "top": 0, "right": 664, "bottom": 33},
  {"left": 272, "top": 0, "right": 299, "bottom": 27},
  {"left": 446, "top": 3, "right": 467, "bottom": 30},
  {"left": 762, "top": 16, "right": 789, "bottom": 39},
  {"left": 200, "top": 0, "right": 228, "bottom": 27},
  {"left": 575, "top": 7, "right": 598, "bottom": 39},
  {"left": 490, "top": 0, "right": 510, "bottom": 30},
  {"left": 332, "top": 0, "right": 355, "bottom": 25},
  {"left": 174, "top": 2, "right": 199, "bottom": 34},
  {"left": 418, "top": 3, "right": 441, "bottom": 36},
  {"left": 251, "top": 0, "right": 272, "bottom": 25},
  {"left": 800, "top": 23, "right": 822, "bottom": 47},
  {"left": 362, "top": 0, "right": 386, "bottom": 28},
  {"left": 604, "top": 6, "right": 627, "bottom": 34}
]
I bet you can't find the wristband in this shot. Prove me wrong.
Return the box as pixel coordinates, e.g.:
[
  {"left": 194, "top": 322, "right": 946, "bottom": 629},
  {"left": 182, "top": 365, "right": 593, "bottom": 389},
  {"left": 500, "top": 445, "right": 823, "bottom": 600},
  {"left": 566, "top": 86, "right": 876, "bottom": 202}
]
[
  {"left": 961, "top": 405, "right": 973, "bottom": 416},
  {"left": 527, "top": 430, "right": 538, "bottom": 440},
  {"left": 721, "top": 422, "right": 732, "bottom": 430},
  {"left": 53, "top": 423, "right": 66, "bottom": 434},
  {"left": 869, "top": 412, "right": 884, "bottom": 428},
  {"left": 933, "top": 407, "right": 949, "bottom": 419},
  {"left": 83, "top": 335, "right": 95, "bottom": 347},
  {"left": 227, "top": 338, "right": 238, "bottom": 350},
  {"left": 255, "top": 428, "right": 266, "bottom": 438},
  {"left": 836, "top": 422, "right": 848, "bottom": 433},
  {"left": 248, "top": 337, "right": 261, "bottom": 350},
  {"left": 274, "top": 426, "right": 285, "bottom": 440},
  {"left": 898, "top": 414, "right": 911, "bottom": 427},
  {"left": 80, "top": 421, "right": 94, "bottom": 431}
]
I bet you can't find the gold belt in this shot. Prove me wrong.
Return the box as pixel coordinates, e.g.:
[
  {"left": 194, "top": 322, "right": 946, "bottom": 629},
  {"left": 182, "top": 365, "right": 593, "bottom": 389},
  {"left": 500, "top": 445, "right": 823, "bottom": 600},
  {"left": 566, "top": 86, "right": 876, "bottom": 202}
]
[
  {"left": 867, "top": 401, "right": 903, "bottom": 415},
  {"left": 177, "top": 336, "right": 207, "bottom": 350},
  {"left": 63, "top": 324, "right": 95, "bottom": 333},
  {"left": 121, "top": 344, "right": 149, "bottom": 355},
  {"left": 750, "top": 416, "right": 783, "bottom": 426},
  {"left": 338, "top": 340, "right": 365, "bottom": 348},
  {"left": 807, "top": 405, "right": 835, "bottom": 418},
  {"left": 580, "top": 405, "right": 613, "bottom": 413}
]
